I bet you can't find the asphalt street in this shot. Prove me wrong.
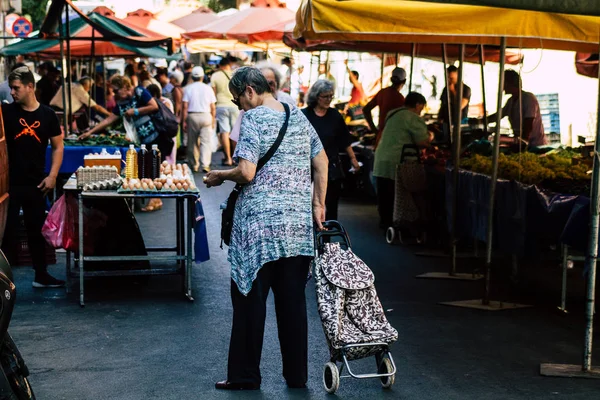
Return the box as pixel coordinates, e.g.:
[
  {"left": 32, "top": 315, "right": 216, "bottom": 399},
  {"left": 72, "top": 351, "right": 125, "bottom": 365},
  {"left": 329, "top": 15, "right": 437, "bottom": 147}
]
[{"left": 6, "top": 164, "right": 600, "bottom": 399}]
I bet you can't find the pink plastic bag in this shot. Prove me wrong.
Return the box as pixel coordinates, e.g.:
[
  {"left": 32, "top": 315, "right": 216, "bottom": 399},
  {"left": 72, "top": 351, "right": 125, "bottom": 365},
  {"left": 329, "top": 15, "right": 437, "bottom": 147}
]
[
  {"left": 42, "top": 194, "right": 106, "bottom": 254},
  {"left": 42, "top": 194, "right": 70, "bottom": 249}
]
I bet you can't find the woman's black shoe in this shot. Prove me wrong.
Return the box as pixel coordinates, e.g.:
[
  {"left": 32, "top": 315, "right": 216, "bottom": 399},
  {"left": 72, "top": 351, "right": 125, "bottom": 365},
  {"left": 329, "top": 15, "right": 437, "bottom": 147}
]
[{"left": 214, "top": 380, "right": 260, "bottom": 390}]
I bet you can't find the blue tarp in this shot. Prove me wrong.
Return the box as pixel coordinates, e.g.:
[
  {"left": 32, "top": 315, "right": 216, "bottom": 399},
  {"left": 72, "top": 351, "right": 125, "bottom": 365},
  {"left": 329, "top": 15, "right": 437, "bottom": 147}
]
[
  {"left": 446, "top": 169, "right": 589, "bottom": 255},
  {"left": 45, "top": 145, "right": 128, "bottom": 174}
]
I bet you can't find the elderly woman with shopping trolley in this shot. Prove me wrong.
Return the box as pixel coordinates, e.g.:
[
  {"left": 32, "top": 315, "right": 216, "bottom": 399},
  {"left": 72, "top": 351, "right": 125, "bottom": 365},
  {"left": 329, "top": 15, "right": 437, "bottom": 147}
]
[{"left": 204, "top": 66, "right": 328, "bottom": 390}]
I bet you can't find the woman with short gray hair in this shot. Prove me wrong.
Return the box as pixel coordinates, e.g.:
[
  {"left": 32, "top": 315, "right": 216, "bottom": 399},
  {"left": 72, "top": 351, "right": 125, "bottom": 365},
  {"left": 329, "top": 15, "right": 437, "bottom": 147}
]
[
  {"left": 303, "top": 79, "right": 361, "bottom": 221},
  {"left": 204, "top": 66, "right": 328, "bottom": 391}
]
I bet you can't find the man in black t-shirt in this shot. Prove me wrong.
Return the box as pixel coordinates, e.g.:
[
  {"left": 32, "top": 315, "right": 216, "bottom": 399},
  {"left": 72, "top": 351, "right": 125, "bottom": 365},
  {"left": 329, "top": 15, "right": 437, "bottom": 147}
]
[
  {"left": 438, "top": 65, "right": 471, "bottom": 125},
  {"left": 1, "top": 66, "right": 65, "bottom": 288}
]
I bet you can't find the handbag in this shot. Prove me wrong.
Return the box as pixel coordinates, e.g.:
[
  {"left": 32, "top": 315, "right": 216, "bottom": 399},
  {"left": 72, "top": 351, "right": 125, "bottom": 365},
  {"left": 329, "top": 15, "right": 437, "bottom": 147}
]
[{"left": 221, "top": 102, "right": 291, "bottom": 247}]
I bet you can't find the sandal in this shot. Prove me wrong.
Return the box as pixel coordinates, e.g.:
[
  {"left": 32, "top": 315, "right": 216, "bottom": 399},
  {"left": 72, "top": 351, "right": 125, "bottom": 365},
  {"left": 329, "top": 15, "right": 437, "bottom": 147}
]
[{"left": 142, "top": 199, "right": 163, "bottom": 212}]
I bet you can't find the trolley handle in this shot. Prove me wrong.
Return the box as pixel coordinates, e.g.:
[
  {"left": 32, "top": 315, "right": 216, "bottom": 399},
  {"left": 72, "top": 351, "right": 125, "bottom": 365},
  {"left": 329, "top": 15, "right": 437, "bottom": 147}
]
[{"left": 315, "top": 220, "right": 352, "bottom": 250}]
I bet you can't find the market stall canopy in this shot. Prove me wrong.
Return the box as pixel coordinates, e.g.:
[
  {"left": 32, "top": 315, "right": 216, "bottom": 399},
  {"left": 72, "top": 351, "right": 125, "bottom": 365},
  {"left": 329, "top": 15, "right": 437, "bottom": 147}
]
[
  {"left": 183, "top": 5, "right": 295, "bottom": 43},
  {"left": 170, "top": 7, "right": 217, "bottom": 32},
  {"left": 283, "top": 35, "right": 522, "bottom": 64},
  {"left": 575, "top": 53, "right": 599, "bottom": 79},
  {"left": 1, "top": 10, "right": 180, "bottom": 59},
  {"left": 413, "top": 0, "right": 600, "bottom": 16},
  {"left": 40, "top": 0, "right": 175, "bottom": 52},
  {"left": 294, "top": 0, "right": 600, "bottom": 52},
  {"left": 123, "top": 9, "right": 185, "bottom": 39}
]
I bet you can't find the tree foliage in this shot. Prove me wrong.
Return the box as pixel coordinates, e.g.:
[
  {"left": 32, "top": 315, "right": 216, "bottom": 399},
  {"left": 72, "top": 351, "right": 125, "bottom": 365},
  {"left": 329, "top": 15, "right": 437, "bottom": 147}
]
[
  {"left": 22, "top": 0, "right": 49, "bottom": 30},
  {"left": 206, "top": 0, "right": 237, "bottom": 13}
]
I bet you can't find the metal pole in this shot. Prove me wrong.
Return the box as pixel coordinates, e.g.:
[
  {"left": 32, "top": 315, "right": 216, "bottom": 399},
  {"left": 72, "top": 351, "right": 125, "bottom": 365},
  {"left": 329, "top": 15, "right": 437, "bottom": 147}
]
[
  {"left": 479, "top": 44, "right": 488, "bottom": 129},
  {"left": 442, "top": 45, "right": 453, "bottom": 132},
  {"left": 88, "top": 29, "right": 95, "bottom": 125},
  {"left": 65, "top": 6, "right": 73, "bottom": 133},
  {"left": 308, "top": 54, "right": 314, "bottom": 87},
  {"left": 582, "top": 39, "right": 600, "bottom": 372},
  {"left": 561, "top": 244, "right": 568, "bottom": 312},
  {"left": 409, "top": 43, "right": 416, "bottom": 91},
  {"left": 380, "top": 53, "right": 384, "bottom": 89},
  {"left": 58, "top": 12, "right": 69, "bottom": 137},
  {"left": 483, "top": 37, "right": 507, "bottom": 305},
  {"left": 450, "top": 44, "right": 465, "bottom": 277}
]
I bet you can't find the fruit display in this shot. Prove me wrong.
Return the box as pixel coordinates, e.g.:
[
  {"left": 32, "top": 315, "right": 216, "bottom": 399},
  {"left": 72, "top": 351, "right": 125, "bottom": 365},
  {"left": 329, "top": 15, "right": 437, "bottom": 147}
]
[
  {"left": 460, "top": 150, "right": 591, "bottom": 194},
  {"left": 118, "top": 161, "right": 198, "bottom": 193}
]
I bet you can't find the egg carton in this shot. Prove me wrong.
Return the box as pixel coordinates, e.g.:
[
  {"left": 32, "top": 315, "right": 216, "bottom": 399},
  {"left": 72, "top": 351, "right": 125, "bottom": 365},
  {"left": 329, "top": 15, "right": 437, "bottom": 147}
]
[
  {"left": 117, "top": 187, "right": 199, "bottom": 194},
  {"left": 83, "top": 177, "right": 123, "bottom": 192}
]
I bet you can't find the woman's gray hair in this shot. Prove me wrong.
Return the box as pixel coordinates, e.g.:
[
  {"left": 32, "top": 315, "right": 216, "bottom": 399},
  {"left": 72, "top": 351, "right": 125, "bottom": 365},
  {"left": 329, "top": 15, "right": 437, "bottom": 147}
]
[
  {"left": 229, "top": 66, "right": 271, "bottom": 96},
  {"left": 255, "top": 61, "right": 283, "bottom": 90},
  {"left": 306, "top": 79, "right": 334, "bottom": 108}
]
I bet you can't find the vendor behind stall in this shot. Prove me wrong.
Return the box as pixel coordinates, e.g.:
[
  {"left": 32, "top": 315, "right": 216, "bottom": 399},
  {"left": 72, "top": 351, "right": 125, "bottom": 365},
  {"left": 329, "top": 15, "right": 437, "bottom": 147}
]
[
  {"left": 373, "top": 92, "right": 433, "bottom": 228},
  {"left": 50, "top": 77, "right": 111, "bottom": 131},
  {"left": 363, "top": 67, "right": 407, "bottom": 147},
  {"left": 486, "top": 70, "right": 547, "bottom": 148},
  {"left": 438, "top": 65, "right": 471, "bottom": 125}
]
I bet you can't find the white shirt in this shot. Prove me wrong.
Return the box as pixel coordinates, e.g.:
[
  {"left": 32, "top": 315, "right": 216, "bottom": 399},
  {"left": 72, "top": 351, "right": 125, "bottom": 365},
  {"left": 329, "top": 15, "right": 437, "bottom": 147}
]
[{"left": 182, "top": 81, "right": 216, "bottom": 113}]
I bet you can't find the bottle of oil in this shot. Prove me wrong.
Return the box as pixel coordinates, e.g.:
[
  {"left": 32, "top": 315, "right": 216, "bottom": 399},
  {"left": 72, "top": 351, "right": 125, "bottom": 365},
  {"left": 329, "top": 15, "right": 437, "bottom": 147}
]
[
  {"left": 138, "top": 144, "right": 148, "bottom": 179},
  {"left": 125, "top": 144, "right": 138, "bottom": 179},
  {"left": 151, "top": 144, "right": 161, "bottom": 179}
]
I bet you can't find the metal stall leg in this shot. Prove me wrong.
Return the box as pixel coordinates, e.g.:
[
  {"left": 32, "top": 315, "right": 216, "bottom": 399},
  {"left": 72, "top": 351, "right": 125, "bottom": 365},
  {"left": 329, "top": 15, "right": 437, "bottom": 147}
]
[
  {"left": 65, "top": 250, "right": 71, "bottom": 294},
  {"left": 559, "top": 244, "right": 569, "bottom": 313},
  {"left": 78, "top": 194, "right": 85, "bottom": 307},
  {"left": 176, "top": 198, "right": 182, "bottom": 269},
  {"left": 185, "top": 197, "right": 194, "bottom": 302}
]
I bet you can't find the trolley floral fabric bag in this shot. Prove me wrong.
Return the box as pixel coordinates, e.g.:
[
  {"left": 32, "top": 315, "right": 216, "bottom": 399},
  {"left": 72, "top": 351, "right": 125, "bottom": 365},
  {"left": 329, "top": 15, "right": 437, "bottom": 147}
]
[{"left": 315, "top": 242, "right": 398, "bottom": 360}]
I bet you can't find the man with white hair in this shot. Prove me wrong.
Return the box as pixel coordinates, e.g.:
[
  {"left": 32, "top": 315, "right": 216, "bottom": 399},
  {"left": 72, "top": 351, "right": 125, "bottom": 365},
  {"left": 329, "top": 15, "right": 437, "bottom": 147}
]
[{"left": 182, "top": 66, "right": 216, "bottom": 173}]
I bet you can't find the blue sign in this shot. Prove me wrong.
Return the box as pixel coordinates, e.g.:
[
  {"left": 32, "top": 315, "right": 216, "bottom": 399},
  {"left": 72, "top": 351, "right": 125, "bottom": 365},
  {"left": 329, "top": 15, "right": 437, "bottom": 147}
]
[{"left": 12, "top": 17, "right": 32, "bottom": 38}]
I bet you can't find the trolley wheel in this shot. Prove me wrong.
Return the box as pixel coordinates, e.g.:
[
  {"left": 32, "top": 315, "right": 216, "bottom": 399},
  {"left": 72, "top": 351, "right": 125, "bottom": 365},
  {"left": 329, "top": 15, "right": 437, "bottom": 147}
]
[
  {"left": 385, "top": 227, "right": 396, "bottom": 244},
  {"left": 323, "top": 362, "right": 340, "bottom": 394},
  {"left": 378, "top": 357, "right": 395, "bottom": 389}
]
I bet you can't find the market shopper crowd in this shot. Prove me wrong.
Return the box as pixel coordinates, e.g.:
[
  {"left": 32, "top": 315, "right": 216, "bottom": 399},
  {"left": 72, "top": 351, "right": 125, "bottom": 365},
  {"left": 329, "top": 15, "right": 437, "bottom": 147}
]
[{"left": 0, "top": 55, "right": 548, "bottom": 391}]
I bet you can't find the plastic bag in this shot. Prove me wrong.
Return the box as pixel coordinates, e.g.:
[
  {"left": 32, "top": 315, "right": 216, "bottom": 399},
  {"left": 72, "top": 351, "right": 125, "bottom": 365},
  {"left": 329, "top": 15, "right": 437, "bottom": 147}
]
[
  {"left": 42, "top": 194, "right": 70, "bottom": 249},
  {"left": 42, "top": 194, "right": 107, "bottom": 254},
  {"left": 123, "top": 117, "right": 139, "bottom": 144}
]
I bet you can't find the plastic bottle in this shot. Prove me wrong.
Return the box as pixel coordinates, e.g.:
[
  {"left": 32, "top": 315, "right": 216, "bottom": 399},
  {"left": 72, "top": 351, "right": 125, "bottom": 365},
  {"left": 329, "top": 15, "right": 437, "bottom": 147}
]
[
  {"left": 138, "top": 144, "right": 148, "bottom": 179},
  {"left": 125, "top": 144, "right": 138, "bottom": 179},
  {"left": 151, "top": 144, "right": 161, "bottom": 179}
]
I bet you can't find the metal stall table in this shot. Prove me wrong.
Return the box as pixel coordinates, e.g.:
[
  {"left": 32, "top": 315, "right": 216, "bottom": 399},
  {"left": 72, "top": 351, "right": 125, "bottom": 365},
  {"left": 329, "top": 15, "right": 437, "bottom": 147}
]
[{"left": 63, "top": 178, "right": 196, "bottom": 307}]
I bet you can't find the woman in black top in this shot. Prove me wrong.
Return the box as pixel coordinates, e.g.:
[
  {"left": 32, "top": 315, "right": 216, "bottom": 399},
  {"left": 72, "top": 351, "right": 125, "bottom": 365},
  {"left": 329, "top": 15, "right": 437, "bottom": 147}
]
[{"left": 303, "top": 79, "right": 360, "bottom": 220}]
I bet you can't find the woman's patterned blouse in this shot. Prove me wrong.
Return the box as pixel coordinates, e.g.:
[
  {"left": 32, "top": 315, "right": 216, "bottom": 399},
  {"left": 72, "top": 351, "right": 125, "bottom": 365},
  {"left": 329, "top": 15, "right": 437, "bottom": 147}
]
[{"left": 229, "top": 105, "right": 323, "bottom": 295}]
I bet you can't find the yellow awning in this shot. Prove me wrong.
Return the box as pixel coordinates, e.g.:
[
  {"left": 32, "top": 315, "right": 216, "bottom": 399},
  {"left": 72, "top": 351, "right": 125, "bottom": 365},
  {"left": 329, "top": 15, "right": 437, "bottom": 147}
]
[{"left": 295, "top": 0, "right": 600, "bottom": 52}]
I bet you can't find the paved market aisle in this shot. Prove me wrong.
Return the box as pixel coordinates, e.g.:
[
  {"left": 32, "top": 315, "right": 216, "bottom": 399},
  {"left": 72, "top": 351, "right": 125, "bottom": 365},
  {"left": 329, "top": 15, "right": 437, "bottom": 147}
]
[{"left": 6, "top": 165, "right": 600, "bottom": 399}]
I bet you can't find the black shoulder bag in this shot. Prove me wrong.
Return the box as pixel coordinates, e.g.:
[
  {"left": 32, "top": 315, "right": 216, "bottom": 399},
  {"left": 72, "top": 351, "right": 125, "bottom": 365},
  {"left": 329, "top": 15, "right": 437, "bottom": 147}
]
[{"left": 221, "top": 102, "right": 291, "bottom": 248}]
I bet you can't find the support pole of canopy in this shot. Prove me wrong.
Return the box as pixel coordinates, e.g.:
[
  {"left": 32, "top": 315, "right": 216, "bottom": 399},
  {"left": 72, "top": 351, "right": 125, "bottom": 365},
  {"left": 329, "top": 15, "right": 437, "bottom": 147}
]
[
  {"left": 450, "top": 44, "right": 465, "bottom": 276},
  {"left": 58, "top": 11, "right": 68, "bottom": 138},
  {"left": 479, "top": 44, "right": 488, "bottom": 130},
  {"left": 442, "top": 45, "right": 453, "bottom": 136},
  {"left": 540, "top": 40, "right": 600, "bottom": 379},
  {"left": 395, "top": 53, "right": 399, "bottom": 66},
  {"left": 409, "top": 44, "right": 416, "bottom": 91},
  {"left": 483, "top": 37, "right": 507, "bottom": 305},
  {"left": 380, "top": 53, "right": 384, "bottom": 90},
  {"left": 308, "top": 53, "right": 314, "bottom": 88},
  {"left": 415, "top": 44, "right": 482, "bottom": 280},
  {"left": 88, "top": 28, "right": 95, "bottom": 125},
  {"left": 438, "top": 38, "right": 528, "bottom": 307},
  {"left": 65, "top": 5, "right": 73, "bottom": 134},
  {"left": 583, "top": 40, "right": 600, "bottom": 373}
]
